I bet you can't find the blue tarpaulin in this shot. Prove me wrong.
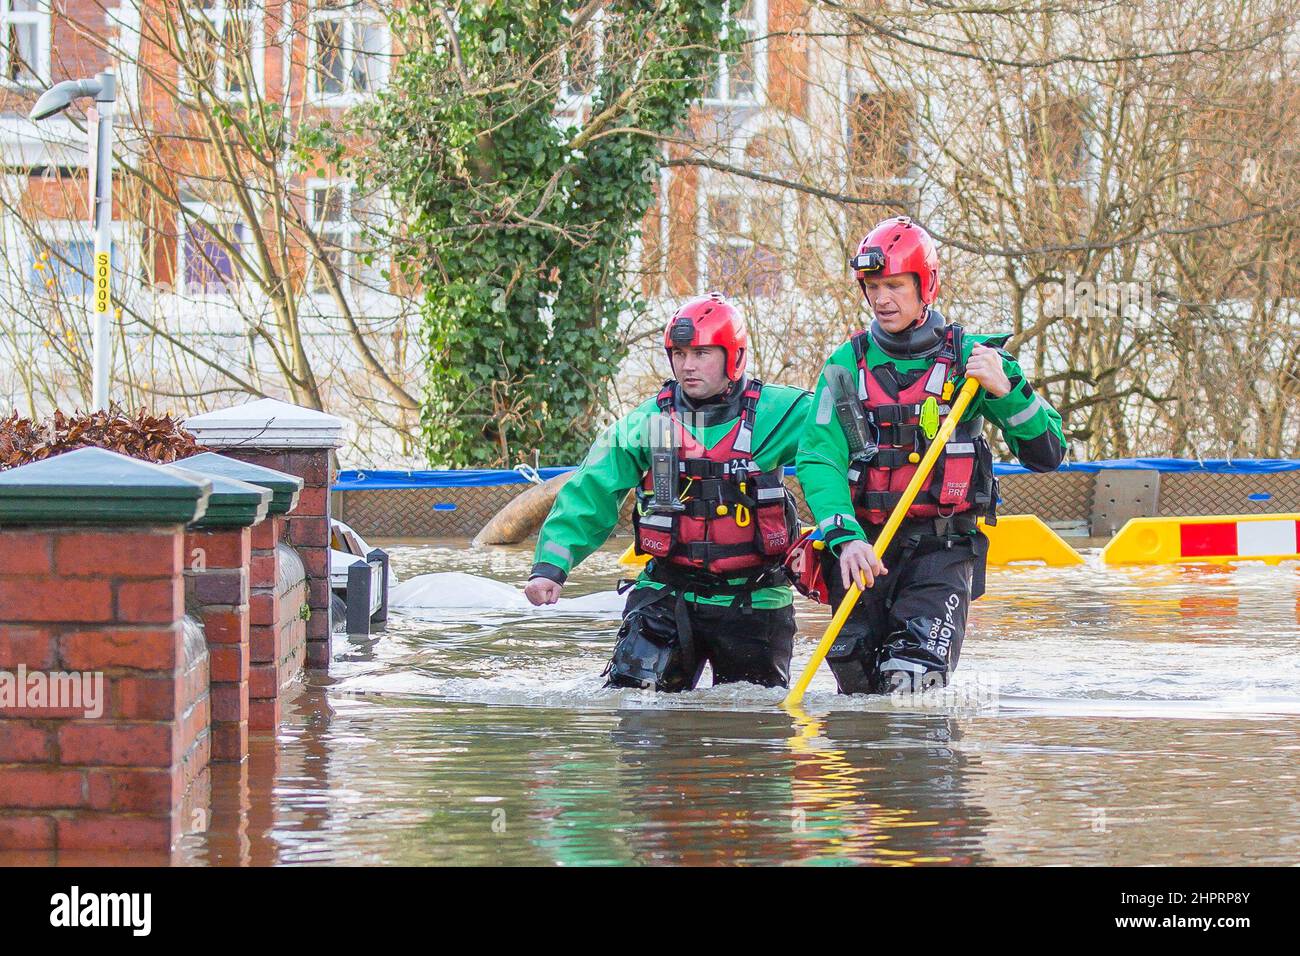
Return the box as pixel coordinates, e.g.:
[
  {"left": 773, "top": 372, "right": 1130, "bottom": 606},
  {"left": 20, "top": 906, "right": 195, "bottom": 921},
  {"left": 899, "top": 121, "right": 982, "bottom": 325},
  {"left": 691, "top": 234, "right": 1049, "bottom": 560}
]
[
  {"left": 334, "top": 458, "right": 1300, "bottom": 490},
  {"left": 993, "top": 458, "right": 1300, "bottom": 475},
  {"left": 334, "top": 468, "right": 576, "bottom": 490}
]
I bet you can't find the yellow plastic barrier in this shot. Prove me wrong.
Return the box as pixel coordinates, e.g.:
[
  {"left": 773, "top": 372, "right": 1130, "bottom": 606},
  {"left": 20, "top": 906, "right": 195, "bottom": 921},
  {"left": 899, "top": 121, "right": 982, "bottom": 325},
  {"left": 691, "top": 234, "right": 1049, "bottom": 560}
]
[
  {"left": 979, "top": 514, "right": 1084, "bottom": 566},
  {"left": 618, "top": 543, "right": 649, "bottom": 567},
  {"left": 1102, "top": 513, "right": 1300, "bottom": 566}
]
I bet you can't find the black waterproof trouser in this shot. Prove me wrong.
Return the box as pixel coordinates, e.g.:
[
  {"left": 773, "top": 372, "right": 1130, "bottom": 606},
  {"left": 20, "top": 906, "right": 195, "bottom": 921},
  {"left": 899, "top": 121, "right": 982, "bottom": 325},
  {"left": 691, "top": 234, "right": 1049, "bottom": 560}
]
[
  {"left": 822, "top": 519, "right": 989, "bottom": 695},
  {"left": 604, "top": 583, "right": 796, "bottom": 693}
]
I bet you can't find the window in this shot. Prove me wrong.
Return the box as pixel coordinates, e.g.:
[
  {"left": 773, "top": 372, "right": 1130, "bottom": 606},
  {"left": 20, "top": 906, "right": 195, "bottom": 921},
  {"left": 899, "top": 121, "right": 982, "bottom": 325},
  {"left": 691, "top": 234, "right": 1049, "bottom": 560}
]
[
  {"left": 177, "top": 199, "right": 248, "bottom": 295},
  {"left": 701, "top": 190, "right": 784, "bottom": 297},
  {"left": 1, "top": 0, "right": 49, "bottom": 87},
  {"left": 308, "top": 0, "right": 390, "bottom": 102},
  {"left": 178, "top": 0, "right": 262, "bottom": 101},
  {"left": 704, "top": 0, "right": 765, "bottom": 106},
  {"left": 848, "top": 89, "right": 918, "bottom": 184},
  {"left": 30, "top": 224, "right": 120, "bottom": 298},
  {"left": 845, "top": 88, "right": 920, "bottom": 231},
  {"left": 1024, "top": 93, "right": 1090, "bottom": 184},
  {"left": 306, "top": 179, "right": 384, "bottom": 294}
]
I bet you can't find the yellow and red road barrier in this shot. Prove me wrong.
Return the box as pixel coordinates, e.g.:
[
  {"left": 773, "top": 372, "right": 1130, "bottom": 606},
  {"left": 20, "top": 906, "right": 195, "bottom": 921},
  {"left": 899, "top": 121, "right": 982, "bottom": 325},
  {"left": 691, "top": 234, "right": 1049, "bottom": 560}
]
[{"left": 1103, "top": 513, "right": 1300, "bottom": 566}]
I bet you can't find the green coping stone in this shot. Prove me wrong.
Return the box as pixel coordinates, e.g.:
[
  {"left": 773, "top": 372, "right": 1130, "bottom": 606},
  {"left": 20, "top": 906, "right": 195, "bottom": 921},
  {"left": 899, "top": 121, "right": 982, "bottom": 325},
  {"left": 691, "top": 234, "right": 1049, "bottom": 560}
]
[
  {"left": 167, "top": 465, "right": 270, "bottom": 529},
  {"left": 177, "top": 452, "right": 303, "bottom": 516},
  {"left": 0, "top": 446, "right": 211, "bottom": 525}
]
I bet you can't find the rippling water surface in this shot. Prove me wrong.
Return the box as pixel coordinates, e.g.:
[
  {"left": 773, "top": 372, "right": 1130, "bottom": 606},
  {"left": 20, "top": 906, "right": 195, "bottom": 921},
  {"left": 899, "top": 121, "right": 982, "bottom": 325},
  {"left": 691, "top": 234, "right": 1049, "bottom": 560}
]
[{"left": 165, "top": 542, "right": 1300, "bottom": 865}]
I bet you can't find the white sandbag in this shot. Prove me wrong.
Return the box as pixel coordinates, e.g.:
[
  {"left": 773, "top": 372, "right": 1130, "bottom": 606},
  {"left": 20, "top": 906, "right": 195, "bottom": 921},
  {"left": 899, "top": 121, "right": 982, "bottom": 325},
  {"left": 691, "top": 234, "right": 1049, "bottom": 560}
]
[
  {"left": 389, "top": 571, "right": 623, "bottom": 617},
  {"left": 390, "top": 572, "right": 531, "bottom": 610},
  {"left": 554, "top": 589, "right": 625, "bottom": 616}
]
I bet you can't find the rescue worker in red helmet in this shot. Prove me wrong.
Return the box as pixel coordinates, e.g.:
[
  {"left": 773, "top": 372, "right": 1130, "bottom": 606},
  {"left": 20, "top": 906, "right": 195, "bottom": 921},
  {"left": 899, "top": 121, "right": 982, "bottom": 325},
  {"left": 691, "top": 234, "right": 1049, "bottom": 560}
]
[
  {"left": 794, "top": 217, "right": 1065, "bottom": 694},
  {"left": 525, "top": 293, "right": 813, "bottom": 692}
]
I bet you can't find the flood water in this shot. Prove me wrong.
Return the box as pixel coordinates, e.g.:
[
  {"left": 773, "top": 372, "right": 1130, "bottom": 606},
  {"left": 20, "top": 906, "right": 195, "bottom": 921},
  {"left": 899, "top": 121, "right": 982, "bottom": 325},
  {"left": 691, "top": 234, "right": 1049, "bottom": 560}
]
[
  {"left": 19, "top": 541, "right": 1300, "bottom": 866},
  {"left": 170, "top": 542, "right": 1300, "bottom": 866}
]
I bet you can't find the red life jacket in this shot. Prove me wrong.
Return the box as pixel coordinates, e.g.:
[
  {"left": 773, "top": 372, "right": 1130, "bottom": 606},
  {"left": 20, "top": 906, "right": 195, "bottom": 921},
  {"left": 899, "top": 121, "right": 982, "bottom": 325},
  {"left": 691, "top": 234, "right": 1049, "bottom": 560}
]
[
  {"left": 849, "top": 325, "right": 996, "bottom": 526},
  {"left": 633, "top": 379, "right": 797, "bottom": 576}
]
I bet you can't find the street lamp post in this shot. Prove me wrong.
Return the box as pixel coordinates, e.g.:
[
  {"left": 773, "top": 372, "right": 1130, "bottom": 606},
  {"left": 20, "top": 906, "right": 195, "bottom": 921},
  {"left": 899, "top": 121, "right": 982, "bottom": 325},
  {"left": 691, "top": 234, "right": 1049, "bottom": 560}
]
[{"left": 30, "top": 71, "right": 117, "bottom": 412}]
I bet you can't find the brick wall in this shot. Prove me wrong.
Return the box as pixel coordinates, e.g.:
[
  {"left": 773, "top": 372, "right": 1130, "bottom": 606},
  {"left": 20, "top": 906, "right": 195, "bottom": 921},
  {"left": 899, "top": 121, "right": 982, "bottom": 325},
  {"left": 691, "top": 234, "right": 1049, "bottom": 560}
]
[
  {"left": 0, "top": 527, "right": 209, "bottom": 852},
  {"left": 247, "top": 520, "right": 308, "bottom": 731}
]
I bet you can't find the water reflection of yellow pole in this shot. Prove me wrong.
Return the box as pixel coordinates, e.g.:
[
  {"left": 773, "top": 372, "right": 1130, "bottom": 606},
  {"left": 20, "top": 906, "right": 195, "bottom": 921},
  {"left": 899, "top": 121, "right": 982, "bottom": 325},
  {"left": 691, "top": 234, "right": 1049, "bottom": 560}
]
[{"left": 785, "top": 704, "right": 952, "bottom": 865}]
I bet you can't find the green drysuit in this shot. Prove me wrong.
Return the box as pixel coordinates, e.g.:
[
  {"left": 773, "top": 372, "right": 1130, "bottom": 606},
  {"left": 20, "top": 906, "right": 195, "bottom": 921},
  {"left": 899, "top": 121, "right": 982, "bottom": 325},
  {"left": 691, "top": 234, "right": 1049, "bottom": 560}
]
[
  {"left": 796, "top": 328, "right": 1066, "bottom": 552},
  {"left": 532, "top": 380, "right": 812, "bottom": 608}
]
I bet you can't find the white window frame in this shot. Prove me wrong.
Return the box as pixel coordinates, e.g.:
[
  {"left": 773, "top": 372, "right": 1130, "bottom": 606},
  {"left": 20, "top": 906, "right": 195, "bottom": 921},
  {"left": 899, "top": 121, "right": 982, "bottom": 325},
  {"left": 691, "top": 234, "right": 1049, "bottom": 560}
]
[
  {"left": 703, "top": 0, "right": 766, "bottom": 108},
  {"left": 0, "top": 0, "right": 50, "bottom": 89},
  {"left": 697, "top": 181, "right": 790, "bottom": 298},
  {"left": 176, "top": 200, "right": 249, "bottom": 298},
  {"left": 306, "top": 1, "right": 391, "bottom": 105},
  {"left": 305, "top": 177, "right": 388, "bottom": 298},
  {"left": 177, "top": 0, "right": 265, "bottom": 103}
]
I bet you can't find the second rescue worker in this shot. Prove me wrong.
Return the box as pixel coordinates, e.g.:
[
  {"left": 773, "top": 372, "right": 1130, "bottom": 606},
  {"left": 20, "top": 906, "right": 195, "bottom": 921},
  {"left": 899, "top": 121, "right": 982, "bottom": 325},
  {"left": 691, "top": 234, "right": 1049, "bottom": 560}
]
[{"left": 794, "top": 217, "right": 1066, "bottom": 695}]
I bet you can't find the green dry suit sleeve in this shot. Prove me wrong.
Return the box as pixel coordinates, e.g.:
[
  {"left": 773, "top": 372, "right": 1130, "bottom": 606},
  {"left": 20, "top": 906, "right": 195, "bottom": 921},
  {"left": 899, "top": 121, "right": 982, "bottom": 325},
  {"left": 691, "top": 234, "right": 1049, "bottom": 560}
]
[
  {"left": 748, "top": 383, "right": 815, "bottom": 471},
  {"left": 532, "top": 401, "right": 655, "bottom": 579},
  {"left": 795, "top": 342, "right": 869, "bottom": 553},
  {"left": 965, "top": 338, "right": 1066, "bottom": 472}
]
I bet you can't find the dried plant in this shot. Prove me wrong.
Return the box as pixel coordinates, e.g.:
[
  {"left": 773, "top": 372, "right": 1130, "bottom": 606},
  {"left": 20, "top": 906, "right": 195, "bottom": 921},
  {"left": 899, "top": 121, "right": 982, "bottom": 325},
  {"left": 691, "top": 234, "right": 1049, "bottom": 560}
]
[{"left": 0, "top": 406, "right": 207, "bottom": 471}]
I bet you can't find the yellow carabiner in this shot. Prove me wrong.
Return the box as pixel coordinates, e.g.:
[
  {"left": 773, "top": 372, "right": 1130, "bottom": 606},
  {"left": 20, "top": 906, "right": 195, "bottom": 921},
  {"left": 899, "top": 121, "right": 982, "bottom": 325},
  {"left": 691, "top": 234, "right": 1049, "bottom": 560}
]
[{"left": 735, "top": 481, "right": 752, "bottom": 527}]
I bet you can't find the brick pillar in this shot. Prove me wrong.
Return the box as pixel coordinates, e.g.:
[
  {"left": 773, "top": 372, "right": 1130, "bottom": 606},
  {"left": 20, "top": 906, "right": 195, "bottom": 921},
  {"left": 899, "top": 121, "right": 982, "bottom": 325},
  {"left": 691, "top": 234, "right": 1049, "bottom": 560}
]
[
  {"left": 276, "top": 452, "right": 330, "bottom": 670},
  {"left": 0, "top": 448, "right": 211, "bottom": 852},
  {"left": 185, "top": 400, "right": 345, "bottom": 675},
  {"left": 183, "top": 527, "right": 251, "bottom": 761},
  {"left": 177, "top": 451, "right": 306, "bottom": 733},
  {"left": 170, "top": 460, "right": 270, "bottom": 764}
]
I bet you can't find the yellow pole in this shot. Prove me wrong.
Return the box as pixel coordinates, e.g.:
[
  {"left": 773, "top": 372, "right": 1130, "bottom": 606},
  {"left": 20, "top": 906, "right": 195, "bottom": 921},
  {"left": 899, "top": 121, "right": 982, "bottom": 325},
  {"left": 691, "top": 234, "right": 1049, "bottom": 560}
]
[{"left": 781, "top": 377, "right": 982, "bottom": 709}]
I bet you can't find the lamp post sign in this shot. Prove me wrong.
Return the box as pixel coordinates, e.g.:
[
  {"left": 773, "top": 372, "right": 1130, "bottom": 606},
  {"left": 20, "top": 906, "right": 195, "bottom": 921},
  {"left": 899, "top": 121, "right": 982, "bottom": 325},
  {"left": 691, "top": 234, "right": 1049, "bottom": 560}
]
[
  {"left": 30, "top": 70, "right": 117, "bottom": 411},
  {"left": 87, "top": 108, "right": 110, "bottom": 318}
]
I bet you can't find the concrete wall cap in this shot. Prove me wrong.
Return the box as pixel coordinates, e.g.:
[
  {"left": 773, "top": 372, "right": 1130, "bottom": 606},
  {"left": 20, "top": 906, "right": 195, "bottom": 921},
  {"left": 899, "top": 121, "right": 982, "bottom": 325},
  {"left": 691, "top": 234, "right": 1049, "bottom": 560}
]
[
  {"left": 167, "top": 465, "right": 271, "bottom": 529},
  {"left": 0, "top": 446, "right": 211, "bottom": 525},
  {"left": 184, "top": 398, "right": 347, "bottom": 449},
  {"left": 176, "top": 452, "right": 303, "bottom": 516}
]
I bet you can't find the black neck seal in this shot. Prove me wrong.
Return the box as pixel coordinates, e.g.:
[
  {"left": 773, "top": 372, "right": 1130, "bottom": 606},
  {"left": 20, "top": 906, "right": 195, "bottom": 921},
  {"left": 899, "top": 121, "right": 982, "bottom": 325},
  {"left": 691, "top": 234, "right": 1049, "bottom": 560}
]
[
  {"left": 674, "top": 375, "right": 748, "bottom": 426},
  {"left": 870, "top": 307, "right": 946, "bottom": 360}
]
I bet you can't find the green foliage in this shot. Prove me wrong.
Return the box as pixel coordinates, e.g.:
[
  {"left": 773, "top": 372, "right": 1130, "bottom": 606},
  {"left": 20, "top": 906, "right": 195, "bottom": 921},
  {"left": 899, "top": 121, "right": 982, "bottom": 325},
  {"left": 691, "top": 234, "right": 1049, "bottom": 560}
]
[{"left": 358, "top": 1, "right": 737, "bottom": 466}]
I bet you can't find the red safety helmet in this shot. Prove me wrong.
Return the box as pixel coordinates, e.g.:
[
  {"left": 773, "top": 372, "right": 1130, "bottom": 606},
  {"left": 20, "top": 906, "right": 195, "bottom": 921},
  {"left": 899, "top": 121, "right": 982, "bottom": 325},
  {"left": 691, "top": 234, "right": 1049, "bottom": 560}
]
[
  {"left": 663, "top": 292, "right": 748, "bottom": 381},
  {"left": 850, "top": 216, "right": 940, "bottom": 307}
]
